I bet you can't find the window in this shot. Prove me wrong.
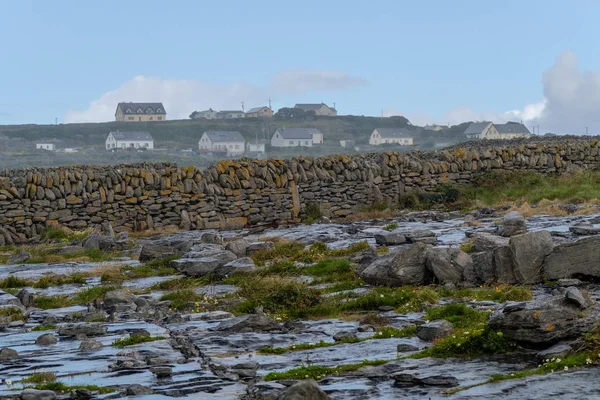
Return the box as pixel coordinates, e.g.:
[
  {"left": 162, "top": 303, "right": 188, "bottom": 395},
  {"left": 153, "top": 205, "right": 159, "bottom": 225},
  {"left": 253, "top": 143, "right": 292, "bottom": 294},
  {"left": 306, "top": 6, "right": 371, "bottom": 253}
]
[
  {"left": 149, "top": 117, "right": 153, "bottom": 120},
  {"left": 144, "top": 143, "right": 148, "bottom": 148},
  {"left": 138, "top": 117, "right": 141, "bottom": 121},
  {"left": 125, "top": 108, "right": 132, "bottom": 114},
  {"left": 137, "top": 108, "right": 143, "bottom": 113},
  {"left": 289, "top": 141, "right": 294, "bottom": 145},
  {"left": 305, "top": 141, "right": 309, "bottom": 145},
  {"left": 156, "top": 108, "right": 162, "bottom": 113},
  {"left": 235, "top": 145, "right": 239, "bottom": 149},
  {"left": 128, "top": 116, "right": 134, "bottom": 121},
  {"left": 157, "top": 116, "right": 162, "bottom": 120}
]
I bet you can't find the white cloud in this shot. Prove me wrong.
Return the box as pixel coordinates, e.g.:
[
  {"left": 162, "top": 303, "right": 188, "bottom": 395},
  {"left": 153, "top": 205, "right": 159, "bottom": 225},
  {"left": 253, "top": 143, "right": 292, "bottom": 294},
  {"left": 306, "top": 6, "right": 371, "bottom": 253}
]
[
  {"left": 64, "top": 72, "right": 366, "bottom": 123},
  {"left": 386, "top": 50, "right": 600, "bottom": 134}
]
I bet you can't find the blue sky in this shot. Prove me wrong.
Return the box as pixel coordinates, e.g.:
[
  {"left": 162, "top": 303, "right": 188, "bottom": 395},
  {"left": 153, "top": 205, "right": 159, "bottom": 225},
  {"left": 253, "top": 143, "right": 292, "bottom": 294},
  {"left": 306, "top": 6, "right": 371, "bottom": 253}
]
[{"left": 2, "top": 0, "right": 600, "bottom": 132}]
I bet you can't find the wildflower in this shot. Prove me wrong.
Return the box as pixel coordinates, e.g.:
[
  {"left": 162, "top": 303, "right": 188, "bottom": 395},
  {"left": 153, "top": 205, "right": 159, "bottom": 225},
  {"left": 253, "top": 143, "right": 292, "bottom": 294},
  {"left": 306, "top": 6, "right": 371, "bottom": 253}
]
[
  {"left": 378, "top": 332, "right": 383, "bottom": 336},
  {"left": 464, "top": 332, "right": 470, "bottom": 335},
  {"left": 556, "top": 358, "right": 561, "bottom": 363},
  {"left": 380, "top": 294, "right": 384, "bottom": 298},
  {"left": 586, "top": 358, "right": 592, "bottom": 365},
  {"left": 305, "top": 375, "right": 309, "bottom": 378},
  {"left": 6, "top": 380, "right": 11, "bottom": 385},
  {"left": 564, "top": 366, "right": 568, "bottom": 371}
]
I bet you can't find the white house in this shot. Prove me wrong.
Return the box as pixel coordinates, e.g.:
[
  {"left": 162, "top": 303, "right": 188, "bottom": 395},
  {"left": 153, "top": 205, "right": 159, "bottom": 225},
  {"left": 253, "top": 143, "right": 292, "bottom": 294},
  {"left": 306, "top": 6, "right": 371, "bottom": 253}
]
[
  {"left": 271, "top": 128, "right": 323, "bottom": 147},
  {"left": 198, "top": 131, "right": 246, "bottom": 156},
  {"left": 216, "top": 110, "right": 245, "bottom": 119},
  {"left": 36, "top": 143, "right": 55, "bottom": 151},
  {"left": 191, "top": 108, "right": 218, "bottom": 120},
  {"left": 369, "top": 128, "right": 414, "bottom": 146},
  {"left": 340, "top": 140, "right": 356, "bottom": 148},
  {"left": 105, "top": 131, "right": 154, "bottom": 150},
  {"left": 246, "top": 142, "right": 266, "bottom": 154},
  {"left": 464, "top": 121, "right": 531, "bottom": 140}
]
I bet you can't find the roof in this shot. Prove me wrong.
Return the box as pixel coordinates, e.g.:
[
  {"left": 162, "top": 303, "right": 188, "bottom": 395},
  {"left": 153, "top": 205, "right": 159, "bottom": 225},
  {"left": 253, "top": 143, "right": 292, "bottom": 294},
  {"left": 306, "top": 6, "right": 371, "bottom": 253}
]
[
  {"left": 246, "top": 106, "right": 269, "bottom": 113},
  {"left": 203, "top": 131, "right": 245, "bottom": 143},
  {"left": 294, "top": 103, "right": 332, "bottom": 111},
  {"left": 116, "top": 102, "right": 166, "bottom": 115},
  {"left": 495, "top": 122, "right": 531, "bottom": 134},
  {"left": 109, "top": 131, "right": 154, "bottom": 141},
  {"left": 218, "top": 110, "right": 244, "bottom": 114},
  {"left": 464, "top": 122, "right": 492, "bottom": 135},
  {"left": 275, "top": 128, "right": 322, "bottom": 139},
  {"left": 197, "top": 108, "right": 216, "bottom": 113},
  {"left": 374, "top": 128, "right": 414, "bottom": 139}
]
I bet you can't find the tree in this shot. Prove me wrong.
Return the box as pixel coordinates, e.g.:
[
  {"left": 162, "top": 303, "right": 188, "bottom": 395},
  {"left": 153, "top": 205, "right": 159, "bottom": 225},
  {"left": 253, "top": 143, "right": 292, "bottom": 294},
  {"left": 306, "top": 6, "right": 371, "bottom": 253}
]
[{"left": 274, "top": 107, "right": 308, "bottom": 119}]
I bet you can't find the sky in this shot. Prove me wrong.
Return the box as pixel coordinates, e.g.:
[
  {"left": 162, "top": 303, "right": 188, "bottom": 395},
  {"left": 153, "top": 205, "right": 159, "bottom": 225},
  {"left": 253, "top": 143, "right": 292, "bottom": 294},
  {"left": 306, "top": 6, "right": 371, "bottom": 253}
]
[{"left": 2, "top": 0, "right": 600, "bottom": 133}]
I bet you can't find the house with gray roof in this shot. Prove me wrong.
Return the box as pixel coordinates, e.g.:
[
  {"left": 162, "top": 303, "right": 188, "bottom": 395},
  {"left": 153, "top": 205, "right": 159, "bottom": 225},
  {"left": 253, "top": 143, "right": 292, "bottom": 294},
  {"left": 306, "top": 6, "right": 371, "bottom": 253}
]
[
  {"left": 115, "top": 102, "right": 166, "bottom": 122},
  {"left": 369, "top": 128, "right": 414, "bottom": 146},
  {"left": 271, "top": 128, "right": 323, "bottom": 147},
  {"left": 106, "top": 131, "right": 154, "bottom": 150},
  {"left": 294, "top": 103, "right": 337, "bottom": 116},
  {"left": 199, "top": 131, "right": 246, "bottom": 156},
  {"left": 464, "top": 121, "right": 530, "bottom": 140},
  {"left": 246, "top": 106, "right": 273, "bottom": 118},
  {"left": 216, "top": 110, "right": 245, "bottom": 119},
  {"left": 191, "top": 108, "right": 218, "bottom": 120}
]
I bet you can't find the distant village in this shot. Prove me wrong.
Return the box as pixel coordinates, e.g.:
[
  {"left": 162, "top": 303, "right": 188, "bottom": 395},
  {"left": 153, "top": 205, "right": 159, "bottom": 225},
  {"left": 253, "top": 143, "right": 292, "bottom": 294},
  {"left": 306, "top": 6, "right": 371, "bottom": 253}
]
[{"left": 33, "top": 101, "right": 533, "bottom": 158}]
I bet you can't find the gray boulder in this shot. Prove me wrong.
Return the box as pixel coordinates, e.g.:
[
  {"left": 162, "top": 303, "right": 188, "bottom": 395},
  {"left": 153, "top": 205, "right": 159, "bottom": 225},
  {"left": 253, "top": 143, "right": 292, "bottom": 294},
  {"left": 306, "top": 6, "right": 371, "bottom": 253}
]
[
  {"left": 58, "top": 323, "right": 108, "bottom": 337},
  {"left": 569, "top": 224, "right": 600, "bottom": 236},
  {"left": 374, "top": 232, "right": 407, "bottom": 246},
  {"left": 82, "top": 233, "right": 101, "bottom": 250},
  {"left": 494, "top": 246, "right": 517, "bottom": 284},
  {"left": 401, "top": 229, "right": 437, "bottom": 244},
  {"left": 360, "top": 243, "right": 431, "bottom": 286},
  {"left": 213, "top": 313, "right": 282, "bottom": 333},
  {"left": 69, "top": 389, "right": 93, "bottom": 400},
  {"left": 0, "top": 347, "right": 18, "bottom": 360},
  {"left": 225, "top": 239, "right": 249, "bottom": 257},
  {"left": 139, "top": 244, "right": 180, "bottom": 263},
  {"left": 125, "top": 385, "right": 154, "bottom": 396},
  {"left": 35, "top": 333, "right": 57, "bottom": 346},
  {"left": 16, "top": 289, "right": 33, "bottom": 307},
  {"left": 103, "top": 289, "right": 137, "bottom": 312},
  {"left": 537, "top": 342, "right": 573, "bottom": 361},
  {"left": 333, "top": 331, "right": 357, "bottom": 342},
  {"left": 425, "top": 247, "right": 472, "bottom": 284},
  {"left": 8, "top": 249, "right": 31, "bottom": 264},
  {"left": 348, "top": 247, "right": 378, "bottom": 275},
  {"left": 21, "top": 389, "right": 57, "bottom": 400},
  {"left": 558, "top": 279, "right": 583, "bottom": 287},
  {"left": 276, "top": 380, "right": 331, "bottom": 400},
  {"left": 499, "top": 211, "right": 527, "bottom": 237},
  {"left": 0, "top": 290, "right": 23, "bottom": 307},
  {"left": 246, "top": 241, "right": 275, "bottom": 255},
  {"left": 150, "top": 366, "right": 173, "bottom": 378},
  {"left": 170, "top": 244, "right": 237, "bottom": 277},
  {"left": 509, "top": 231, "right": 554, "bottom": 284},
  {"left": 565, "top": 287, "right": 588, "bottom": 309},
  {"left": 471, "top": 251, "right": 495, "bottom": 283},
  {"left": 214, "top": 257, "right": 257, "bottom": 277},
  {"left": 543, "top": 236, "right": 600, "bottom": 279},
  {"left": 471, "top": 232, "right": 509, "bottom": 253},
  {"left": 78, "top": 338, "right": 103, "bottom": 351},
  {"left": 101, "top": 221, "right": 115, "bottom": 239},
  {"left": 416, "top": 320, "right": 454, "bottom": 341},
  {"left": 488, "top": 294, "right": 596, "bottom": 345}
]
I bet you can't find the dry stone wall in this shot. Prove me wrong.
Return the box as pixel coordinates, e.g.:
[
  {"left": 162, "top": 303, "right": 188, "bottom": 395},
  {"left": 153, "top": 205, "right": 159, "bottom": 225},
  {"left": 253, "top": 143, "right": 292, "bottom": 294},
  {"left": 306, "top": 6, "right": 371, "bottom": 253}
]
[{"left": 1, "top": 136, "right": 600, "bottom": 243}]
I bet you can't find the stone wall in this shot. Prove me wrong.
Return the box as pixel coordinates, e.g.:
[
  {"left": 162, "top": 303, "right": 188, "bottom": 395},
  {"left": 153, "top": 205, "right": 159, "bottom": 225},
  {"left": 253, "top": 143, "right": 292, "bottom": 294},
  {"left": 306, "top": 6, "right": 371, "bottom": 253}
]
[{"left": 2, "top": 136, "right": 600, "bottom": 244}]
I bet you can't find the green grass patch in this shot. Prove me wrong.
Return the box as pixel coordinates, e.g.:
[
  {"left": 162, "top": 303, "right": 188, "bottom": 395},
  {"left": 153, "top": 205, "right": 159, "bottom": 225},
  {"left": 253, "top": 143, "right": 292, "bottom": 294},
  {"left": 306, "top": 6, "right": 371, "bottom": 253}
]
[
  {"left": 22, "top": 247, "right": 114, "bottom": 264},
  {"left": 251, "top": 241, "right": 371, "bottom": 267},
  {"left": 340, "top": 287, "right": 439, "bottom": 314},
  {"left": 459, "top": 240, "right": 473, "bottom": 253},
  {"left": 0, "top": 275, "right": 30, "bottom": 288},
  {"left": 159, "top": 289, "right": 207, "bottom": 310},
  {"left": 112, "top": 335, "right": 167, "bottom": 348},
  {"left": 33, "top": 285, "right": 121, "bottom": 310},
  {"left": 264, "top": 359, "right": 387, "bottom": 381},
  {"left": 438, "top": 285, "right": 532, "bottom": 303},
  {"left": 383, "top": 222, "right": 398, "bottom": 231},
  {"left": 31, "top": 382, "right": 115, "bottom": 394},
  {"left": 150, "top": 276, "right": 213, "bottom": 290},
  {"left": 42, "top": 228, "right": 91, "bottom": 243},
  {"left": 31, "top": 324, "right": 56, "bottom": 331},
  {"left": 426, "top": 303, "right": 490, "bottom": 329},
  {"left": 0, "top": 307, "right": 25, "bottom": 321},
  {"left": 22, "top": 371, "right": 57, "bottom": 384},
  {"left": 33, "top": 274, "right": 87, "bottom": 289}
]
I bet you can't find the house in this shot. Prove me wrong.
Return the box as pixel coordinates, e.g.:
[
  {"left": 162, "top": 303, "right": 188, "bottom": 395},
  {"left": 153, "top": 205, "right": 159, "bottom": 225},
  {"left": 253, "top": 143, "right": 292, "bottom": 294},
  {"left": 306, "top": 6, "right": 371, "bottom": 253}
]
[
  {"left": 494, "top": 122, "right": 532, "bottom": 139},
  {"left": 246, "top": 142, "right": 266, "bottom": 155},
  {"left": 271, "top": 128, "right": 323, "bottom": 147},
  {"left": 245, "top": 106, "right": 273, "bottom": 118},
  {"left": 216, "top": 110, "right": 245, "bottom": 119},
  {"left": 340, "top": 140, "right": 356, "bottom": 148},
  {"left": 115, "top": 102, "right": 166, "bottom": 122},
  {"left": 464, "top": 122, "right": 498, "bottom": 140},
  {"left": 294, "top": 103, "right": 337, "bottom": 116},
  {"left": 198, "top": 131, "right": 246, "bottom": 156},
  {"left": 464, "top": 121, "right": 531, "bottom": 140},
  {"left": 105, "top": 131, "right": 154, "bottom": 150},
  {"left": 191, "top": 108, "right": 218, "bottom": 120},
  {"left": 36, "top": 143, "right": 55, "bottom": 151},
  {"left": 369, "top": 128, "right": 414, "bottom": 146}
]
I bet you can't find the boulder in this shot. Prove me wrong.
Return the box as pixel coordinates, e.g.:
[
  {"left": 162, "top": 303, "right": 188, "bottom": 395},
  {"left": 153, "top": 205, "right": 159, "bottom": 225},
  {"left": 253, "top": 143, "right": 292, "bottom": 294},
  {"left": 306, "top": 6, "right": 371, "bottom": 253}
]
[
  {"left": 103, "top": 289, "right": 137, "bottom": 312},
  {"left": 569, "top": 224, "right": 600, "bottom": 236},
  {"left": 0, "top": 290, "right": 23, "bottom": 307},
  {"left": 374, "top": 232, "right": 407, "bottom": 246},
  {"left": 78, "top": 338, "right": 103, "bottom": 351},
  {"left": 231, "top": 361, "right": 259, "bottom": 379},
  {"left": 397, "top": 343, "right": 419, "bottom": 352},
  {"left": 493, "top": 246, "right": 517, "bottom": 284},
  {"left": 537, "top": 342, "right": 573, "bottom": 361},
  {"left": 8, "top": 249, "right": 31, "bottom": 264},
  {"left": 58, "top": 323, "right": 108, "bottom": 337},
  {"left": 69, "top": 389, "right": 93, "bottom": 400},
  {"left": 21, "top": 389, "right": 57, "bottom": 400},
  {"left": 214, "top": 257, "right": 257, "bottom": 277},
  {"left": 125, "top": 385, "right": 154, "bottom": 396},
  {"left": 470, "top": 232, "right": 509, "bottom": 253},
  {"left": 101, "top": 221, "right": 115, "bottom": 240},
  {"left": 225, "top": 239, "right": 249, "bottom": 257},
  {"left": 401, "top": 229, "right": 437, "bottom": 244},
  {"left": 82, "top": 233, "right": 101, "bottom": 250},
  {"left": 509, "top": 231, "right": 554, "bottom": 284},
  {"left": 0, "top": 347, "right": 18, "bottom": 360},
  {"left": 558, "top": 279, "right": 583, "bottom": 287},
  {"left": 201, "top": 232, "right": 224, "bottom": 244},
  {"left": 170, "top": 244, "right": 237, "bottom": 277},
  {"left": 543, "top": 236, "right": 600, "bottom": 279},
  {"left": 213, "top": 313, "right": 283, "bottom": 333},
  {"left": 138, "top": 244, "right": 180, "bottom": 263},
  {"left": 499, "top": 211, "right": 527, "bottom": 237},
  {"left": 35, "top": 333, "right": 57, "bottom": 346},
  {"left": 416, "top": 320, "right": 454, "bottom": 341},
  {"left": 425, "top": 247, "right": 472, "bottom": 284},
  {"left": 488, "top": 294, "right": 597, "bottom": 345},
  {"left": 360, "top": 243, "right": 431, "bottom": 286},
  {"left": 333, "top": 331, "right": 357, "bottom": 342},
  {"left": 470, "top": 251, "right": 495, "bottom": 283},
  {"left": 150, "top": 366, "right": 173, "bottom": 378},
  {"left": 348, "top": 247, "right": 378, "bottom": 275},
  {"left": 246, "top": 241, "right": 275, "bottom": 255},
  {"left": 16, "top": 289, "right": 33, "bottom": 307},
  {"left": 564, "top": 287, "right": 587, "bottom": 309},
  {"left": 276, "top": 380, "right": 331, "bottom": 400}
]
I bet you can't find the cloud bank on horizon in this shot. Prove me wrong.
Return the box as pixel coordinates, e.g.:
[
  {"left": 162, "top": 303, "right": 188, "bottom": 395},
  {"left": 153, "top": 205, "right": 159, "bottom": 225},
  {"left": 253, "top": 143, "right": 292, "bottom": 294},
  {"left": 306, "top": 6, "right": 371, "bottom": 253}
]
[
  {"left": 64, "top": 71, "right": 365, "bottom": 123},
  {"left": 66, "top": 51, "right": 600, "bottom": 134}
]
